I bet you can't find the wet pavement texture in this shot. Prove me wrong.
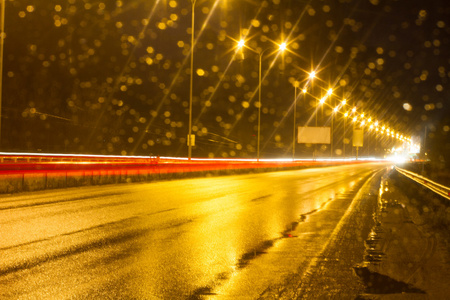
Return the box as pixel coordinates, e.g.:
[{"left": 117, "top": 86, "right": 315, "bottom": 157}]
[
  {"left": 4, "top": 162, "right": 448, "bottom": 299},
  {"left": 256, "top": 164, "right": 382, "bottom": 299},
  {"left": 0, "top": 163, "right": 388, "bottom": 299}
]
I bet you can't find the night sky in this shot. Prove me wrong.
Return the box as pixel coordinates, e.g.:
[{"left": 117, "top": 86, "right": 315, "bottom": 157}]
[{"left": 2, "top": 0, "right": 450, "bottom": 162}]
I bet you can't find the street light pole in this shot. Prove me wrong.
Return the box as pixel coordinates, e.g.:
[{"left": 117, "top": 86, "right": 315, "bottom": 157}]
[
  {"left": 188, "top": 0, "right": 196, "bottom": 160},
  {"left": 257, "top": 50, "right": 262, "bottom": 161},
  {"left": 292, "top": 83, "right": 298, "bottom": 160},
  {"left": 375, "top": 129, "right": 378, "bottom": 157},
  {"left": 314, "top": 97, "right": 317, "bottom": 160},
  {"left": 343, "top": 114, "right": 347, "bottom": 158},
  {"left": 0, "top": 0, "right": 5, "bottom": 150},
  {"left": 331, "top": 109, "right": 334, "bottom": 158}
]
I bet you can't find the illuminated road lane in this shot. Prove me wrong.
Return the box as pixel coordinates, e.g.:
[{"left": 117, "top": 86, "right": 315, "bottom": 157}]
[{"left": 0, "top": 162, "right": 389, "bottom": 299}]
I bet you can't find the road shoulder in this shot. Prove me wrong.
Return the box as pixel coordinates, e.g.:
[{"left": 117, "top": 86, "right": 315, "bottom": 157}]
[
  {"left": 354, "top": 169, "right": 450, "bottom": 299},
  {"left": 258, "top": 169, "right": 385, "bottom": 299}
]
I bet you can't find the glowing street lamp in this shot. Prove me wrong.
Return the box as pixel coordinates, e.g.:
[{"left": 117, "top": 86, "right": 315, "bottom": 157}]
[
  {"left": 315, "top": 86, "right": 332, "bottom": 130},
  {"left": 238, "top": 39, "right": 287, "bottom": 161}
]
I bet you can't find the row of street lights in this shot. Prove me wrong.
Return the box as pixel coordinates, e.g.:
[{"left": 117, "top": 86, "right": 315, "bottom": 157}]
[
  {"left": 187, "top": 2, "right": 411, "bottom": 160},
  {"left": 236, "top": 38, "right": 411, "bottom": 160},
  {"left": 325, "top": 98, "right": 412, "bottom": 158}
]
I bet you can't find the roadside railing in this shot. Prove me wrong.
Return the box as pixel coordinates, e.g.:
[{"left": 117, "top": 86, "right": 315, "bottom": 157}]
[
  {"left": 395, "top": 166, "right": 450, "bottom": 200},
  {"left": 0, "top": 152, "right": 376, "bottom": 173},
  {"left": 0, "top": 152, "right": 388, "bottom": 194},
  {"left": 0, "top": 153, "right": 159, "bottom": 164}
]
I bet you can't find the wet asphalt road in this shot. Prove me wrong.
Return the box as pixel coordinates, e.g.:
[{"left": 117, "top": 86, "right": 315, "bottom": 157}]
[{"left": 0, "top": 162, "right": 389, "bottom": 299}]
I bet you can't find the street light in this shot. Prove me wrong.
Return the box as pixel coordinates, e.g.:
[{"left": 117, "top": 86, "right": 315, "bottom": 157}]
[
  {"left": 292, "top": 81, "right": 309, "bottom": 160},
  {"left": 291, "top": 71, "right": 315, "bottom": 160},
  {"left": 314, "top": 88, "right": 331, "bottom": 160},
  {"left": 237, "top": 39, "right": 286, "bottom": 161},
  {"left": 313, "top": 87, "right": 331, "bottom": 159}
]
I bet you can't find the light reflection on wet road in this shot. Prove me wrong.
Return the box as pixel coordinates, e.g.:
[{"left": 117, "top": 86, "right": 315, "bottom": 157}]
[{"left": 0, "top": 163, "right": 388, "bottom": 299}]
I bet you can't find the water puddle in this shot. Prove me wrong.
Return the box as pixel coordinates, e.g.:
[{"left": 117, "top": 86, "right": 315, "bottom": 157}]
[{"left": 353, "top": 264, "right": 425, "bottom": 294}]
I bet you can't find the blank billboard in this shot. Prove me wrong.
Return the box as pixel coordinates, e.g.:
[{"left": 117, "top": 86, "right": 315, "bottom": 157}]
[
  {"left": 297, "top": 127, "right": 331, "bottom": 144},
  {"left": 353, "top": 129, "right": 364, "bottom": 147}
]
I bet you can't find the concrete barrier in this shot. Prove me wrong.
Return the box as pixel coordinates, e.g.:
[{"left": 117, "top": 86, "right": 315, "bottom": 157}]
[{"left": 0, "top": 156, "right": 377, "bottom": 194}]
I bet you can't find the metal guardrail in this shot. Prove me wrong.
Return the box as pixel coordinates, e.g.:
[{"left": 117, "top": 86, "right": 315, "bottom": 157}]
[
  {"left": 0, "top": 152, "right": 159, "bottom": 163},
  {"left": 0, "top": 152, "right": 390, "bottom": 194},
  {"left": 395, "top": 166, "right": 450, "bottom": 200},
  {"left": 0, "top": 152, "right": 381, "bottom": 172}
]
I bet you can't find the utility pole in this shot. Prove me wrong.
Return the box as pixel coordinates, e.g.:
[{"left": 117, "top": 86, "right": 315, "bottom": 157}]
[
  {"left": 188, "top": 0, "right": 196, "bottom": 160},
  {"left": 0, "top": 0, "right": 5, "bottom": 150}
]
